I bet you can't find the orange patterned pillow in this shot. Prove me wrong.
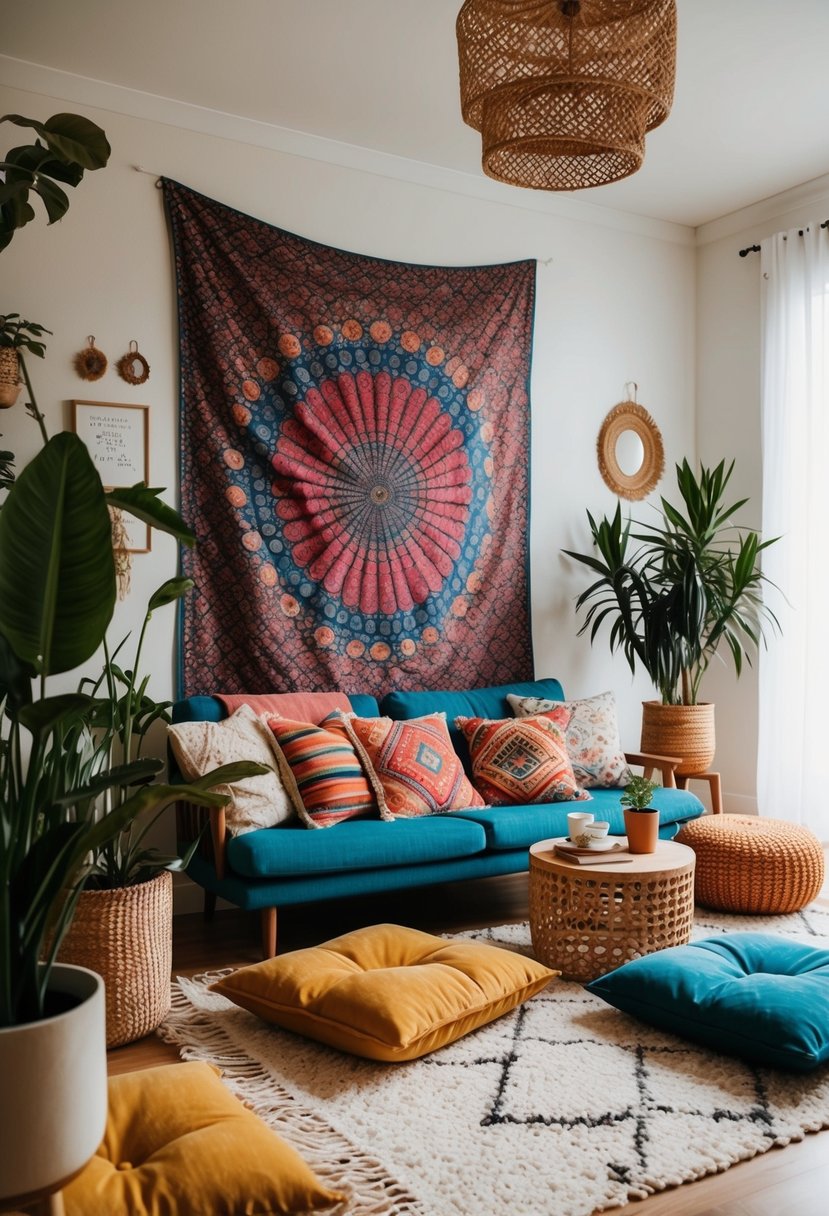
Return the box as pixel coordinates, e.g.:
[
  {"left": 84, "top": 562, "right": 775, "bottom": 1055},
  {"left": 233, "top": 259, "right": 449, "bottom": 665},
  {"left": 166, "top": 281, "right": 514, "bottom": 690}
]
[
  {"left": 268, "top": 714, "right": 386, "bottom": 828},
  {"left": 455, "top": 714, "right": 589, "bottom": 806},
  {"left": 342, "top": 712, "right": 485, "bottom": 818}
]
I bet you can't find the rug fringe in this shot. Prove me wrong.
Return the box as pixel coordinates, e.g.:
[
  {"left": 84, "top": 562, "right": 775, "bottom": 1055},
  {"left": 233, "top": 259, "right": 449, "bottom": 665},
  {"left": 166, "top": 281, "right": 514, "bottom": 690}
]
[{"left": 160, "top": 972, "right": 425, "bottom": 1216}]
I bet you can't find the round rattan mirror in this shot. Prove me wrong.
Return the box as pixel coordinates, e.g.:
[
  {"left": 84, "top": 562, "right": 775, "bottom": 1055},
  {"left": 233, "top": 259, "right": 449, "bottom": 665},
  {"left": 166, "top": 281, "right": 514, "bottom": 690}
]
[{"left": 597, "top": 401, "right": 664, "bottom": 500}]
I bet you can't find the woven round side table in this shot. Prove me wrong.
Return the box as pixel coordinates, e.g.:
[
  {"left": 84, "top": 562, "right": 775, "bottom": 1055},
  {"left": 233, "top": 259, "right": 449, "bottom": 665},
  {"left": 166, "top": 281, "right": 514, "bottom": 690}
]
[
  {"left": 675, "top": 814, "right": 825, "bottom": 914},
  {"left": 529, "top": 839, "right": 696, "bottom": 982}
]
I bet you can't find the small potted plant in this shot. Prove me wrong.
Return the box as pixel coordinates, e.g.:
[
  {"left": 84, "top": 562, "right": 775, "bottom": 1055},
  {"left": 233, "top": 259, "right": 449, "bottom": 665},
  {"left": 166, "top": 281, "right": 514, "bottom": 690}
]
[
  {"left": 620, "top": 775, "right": 660, "bottom": 854},
  {"left": 0, "top": 314, "right": 51, "bottom": 407}
]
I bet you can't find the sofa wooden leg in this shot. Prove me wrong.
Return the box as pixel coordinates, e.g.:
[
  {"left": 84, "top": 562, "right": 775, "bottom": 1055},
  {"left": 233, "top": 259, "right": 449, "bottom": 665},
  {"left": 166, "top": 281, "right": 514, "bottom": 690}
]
[
  {"left": 203, "top": 890, "right": 217, "bottom": 922},
  {"left": 261, "top": 906, "right": 277, "bottom": 958}
]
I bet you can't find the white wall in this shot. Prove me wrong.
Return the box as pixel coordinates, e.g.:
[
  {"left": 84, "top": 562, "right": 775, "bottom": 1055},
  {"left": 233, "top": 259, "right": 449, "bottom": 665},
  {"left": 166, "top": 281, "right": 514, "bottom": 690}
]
[
  {"left": 696, "top": 174, "right": 829, "bottom": 812},
  {"left": 0, "top": 81, "right": 696, "bottom": 909}
]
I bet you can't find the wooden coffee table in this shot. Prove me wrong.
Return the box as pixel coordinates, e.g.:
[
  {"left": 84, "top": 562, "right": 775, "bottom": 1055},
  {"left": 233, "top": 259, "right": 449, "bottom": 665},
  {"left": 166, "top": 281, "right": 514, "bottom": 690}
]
[{"left": 529, "top": 838, "right": 696, "bottom": 982}]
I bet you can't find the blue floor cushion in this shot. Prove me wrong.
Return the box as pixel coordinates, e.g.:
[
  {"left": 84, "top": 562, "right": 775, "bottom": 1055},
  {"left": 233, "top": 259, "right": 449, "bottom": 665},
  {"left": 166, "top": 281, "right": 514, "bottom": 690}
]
[{"left": 587, "top": 932, "right": 829, "bottom": 1072}]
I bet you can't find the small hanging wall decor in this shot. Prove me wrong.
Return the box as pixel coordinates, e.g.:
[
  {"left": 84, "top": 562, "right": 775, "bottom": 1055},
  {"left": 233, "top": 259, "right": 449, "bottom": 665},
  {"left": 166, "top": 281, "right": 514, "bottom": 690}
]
[
  {"left": 596, "top": 382, "right": 665, "bottom": 501},
  {"left": 109, "top": 506, "right": 133, "bottom": 599},
  {"left": 116, "top": 339, "right": 150, "bottom": 385},
  {"left": 73, "top": 335, "right": 108, "bottom": 381}
]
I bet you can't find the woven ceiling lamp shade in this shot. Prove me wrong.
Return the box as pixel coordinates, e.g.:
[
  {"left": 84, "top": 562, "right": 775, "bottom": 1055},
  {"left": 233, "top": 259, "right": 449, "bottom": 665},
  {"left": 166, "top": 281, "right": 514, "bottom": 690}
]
[{"left": 457, "top": 0, "right": 677, "bottom": 191}]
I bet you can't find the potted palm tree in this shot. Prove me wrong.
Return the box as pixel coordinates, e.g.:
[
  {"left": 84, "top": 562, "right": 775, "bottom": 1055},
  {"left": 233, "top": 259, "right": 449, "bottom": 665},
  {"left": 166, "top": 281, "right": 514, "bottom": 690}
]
[{"left": 564, "top": 459, "right": 779, "bottom": 774}]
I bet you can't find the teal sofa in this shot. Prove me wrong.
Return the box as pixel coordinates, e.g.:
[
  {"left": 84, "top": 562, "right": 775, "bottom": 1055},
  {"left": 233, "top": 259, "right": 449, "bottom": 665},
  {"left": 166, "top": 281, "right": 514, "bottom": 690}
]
[{"left": 171, "top": 679, "right": 705, "bottom": 954}]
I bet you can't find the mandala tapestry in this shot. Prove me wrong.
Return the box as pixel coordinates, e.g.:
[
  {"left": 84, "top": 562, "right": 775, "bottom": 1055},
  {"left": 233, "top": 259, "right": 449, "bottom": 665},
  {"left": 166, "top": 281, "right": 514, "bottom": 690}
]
[{"left": 164, "top": 180, "right": 535, "bottom": 697}]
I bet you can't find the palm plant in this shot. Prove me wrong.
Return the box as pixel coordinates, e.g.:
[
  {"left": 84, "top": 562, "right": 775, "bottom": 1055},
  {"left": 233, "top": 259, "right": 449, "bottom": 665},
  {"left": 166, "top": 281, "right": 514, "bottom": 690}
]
[{"left": 564, "top": 459, "right": 779, "bottom": 705}]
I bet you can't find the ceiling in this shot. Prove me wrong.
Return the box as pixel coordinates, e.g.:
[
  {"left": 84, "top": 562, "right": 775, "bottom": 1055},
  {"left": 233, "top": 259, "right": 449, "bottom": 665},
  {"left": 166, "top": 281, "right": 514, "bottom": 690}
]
[{"left": 4, "top": 0, "right": 829, "bottom": 229}]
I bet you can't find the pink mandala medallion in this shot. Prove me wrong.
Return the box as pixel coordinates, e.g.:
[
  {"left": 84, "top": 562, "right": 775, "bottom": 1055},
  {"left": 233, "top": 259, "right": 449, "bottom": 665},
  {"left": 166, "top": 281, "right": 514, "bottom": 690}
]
[{"left": 272, "top": 368, "right": 474, "bottom": 616}]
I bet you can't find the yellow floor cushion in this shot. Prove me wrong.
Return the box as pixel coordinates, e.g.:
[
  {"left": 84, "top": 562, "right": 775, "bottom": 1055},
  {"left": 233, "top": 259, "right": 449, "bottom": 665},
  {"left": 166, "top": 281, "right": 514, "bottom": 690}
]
[
  {"left": 212, "top": 922, "right": 557, "bottom": 1061},
  {"left": 62, "top": 1061, "right": 345, "bottom": 1215}
]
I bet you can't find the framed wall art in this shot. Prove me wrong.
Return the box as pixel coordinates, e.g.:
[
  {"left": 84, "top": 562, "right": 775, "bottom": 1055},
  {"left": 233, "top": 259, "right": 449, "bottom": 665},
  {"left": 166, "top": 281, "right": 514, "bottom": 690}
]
[{"left": 72, "top": 400, "right": 151, "bottom": 552}]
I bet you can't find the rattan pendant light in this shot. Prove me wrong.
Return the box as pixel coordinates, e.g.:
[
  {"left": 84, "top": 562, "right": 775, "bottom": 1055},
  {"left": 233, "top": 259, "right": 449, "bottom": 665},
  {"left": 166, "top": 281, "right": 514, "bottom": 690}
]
[{"left": 457, "top": 0, "right": 677, "bottom": 191}]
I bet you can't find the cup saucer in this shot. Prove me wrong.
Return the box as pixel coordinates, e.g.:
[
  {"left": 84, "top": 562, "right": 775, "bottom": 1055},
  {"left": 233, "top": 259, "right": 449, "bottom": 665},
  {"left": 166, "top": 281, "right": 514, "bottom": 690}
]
[{"left": 565, "top": 836, "right": 615, "bottom": 852}]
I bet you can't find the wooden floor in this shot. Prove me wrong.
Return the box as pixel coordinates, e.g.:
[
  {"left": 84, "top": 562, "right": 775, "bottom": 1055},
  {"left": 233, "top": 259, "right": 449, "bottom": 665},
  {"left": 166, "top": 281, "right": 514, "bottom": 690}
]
[{"left": 111, "top": 870, "right": 829, "bottom": 1216}]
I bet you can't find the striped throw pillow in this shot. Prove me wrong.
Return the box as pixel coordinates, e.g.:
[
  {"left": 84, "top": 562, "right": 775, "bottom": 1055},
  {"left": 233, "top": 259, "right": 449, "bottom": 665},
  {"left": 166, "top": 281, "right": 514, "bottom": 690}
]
[{"left": 267, "top": 714, "right": 387, "bottom": 828}]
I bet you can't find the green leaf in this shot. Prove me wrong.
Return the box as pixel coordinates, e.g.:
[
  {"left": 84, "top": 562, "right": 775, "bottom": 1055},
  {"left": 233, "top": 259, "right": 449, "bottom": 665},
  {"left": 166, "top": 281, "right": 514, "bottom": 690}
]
[
  {"left": 148, "top": 576, "right": 195, "bottom": 612},
  {"left": 0, "top": 432, "right": 115, "bottom": 674},
  {"left": 106, "top": 485, "right": 197, "bottom": 546},
  {"left": 1, "top": 113, "right": 111, "bottom": 170},
  {"left": 0, "top": 632, "right": 33, "bottom": 714},
  {"left": 30, "top": 174, "right": 70, "bottom": 225},
  {"left": 18, "top": 693, "right": 97, "bottom": 738},
  {"left": 53, "top": 758, "right": 164, "bottom": 804}
]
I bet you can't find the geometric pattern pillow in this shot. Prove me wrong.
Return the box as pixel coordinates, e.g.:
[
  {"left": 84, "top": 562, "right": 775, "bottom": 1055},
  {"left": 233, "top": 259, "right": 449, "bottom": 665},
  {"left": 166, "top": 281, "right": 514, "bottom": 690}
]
[
  {"left": 166, "top": 704, "right": 295, "bottom": 835},
  {"left": 267, "top": 713, "right": 386, "bottom": 829},
  {"left": 508, "top": 690, "right": 632, "bottom": 788},
  {"left": 341, "top": 712, "right": 485, "bottom": 818},
  {"left": 455, "top": 714, "right": 590, "bottom": 806}
]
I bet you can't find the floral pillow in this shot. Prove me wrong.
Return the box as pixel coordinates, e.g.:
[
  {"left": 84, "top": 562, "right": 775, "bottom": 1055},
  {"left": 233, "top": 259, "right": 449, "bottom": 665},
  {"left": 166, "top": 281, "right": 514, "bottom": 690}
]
[
  {"left": 341, "top": 712, "right": 485, "bottom": 818},
  {"left": 455, "top": 715, "right": 589, "bottom": 807},
  {"left": 507, "top": 690, "right": 632, "bottom": 789}
]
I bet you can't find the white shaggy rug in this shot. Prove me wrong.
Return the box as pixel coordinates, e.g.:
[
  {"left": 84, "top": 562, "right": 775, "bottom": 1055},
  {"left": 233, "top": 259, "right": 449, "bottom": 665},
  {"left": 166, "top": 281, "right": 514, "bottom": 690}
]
[{"left": 159, "top": 904, "right": 829, "bottom": 1216}]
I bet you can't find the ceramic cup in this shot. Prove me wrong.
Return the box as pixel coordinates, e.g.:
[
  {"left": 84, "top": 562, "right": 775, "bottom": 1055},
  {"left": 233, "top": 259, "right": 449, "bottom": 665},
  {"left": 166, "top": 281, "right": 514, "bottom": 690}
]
[
  {"left": 567, "top": 811, "right": 594, "bottom": 848},
  {"left": 584, "top": 820, "right": 610, "bottom": 847}
]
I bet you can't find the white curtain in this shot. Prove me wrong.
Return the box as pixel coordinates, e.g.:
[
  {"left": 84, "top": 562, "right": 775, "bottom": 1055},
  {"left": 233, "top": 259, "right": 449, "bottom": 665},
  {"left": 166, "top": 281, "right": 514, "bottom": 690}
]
[{"left": 758, "top": 222, "right": 829, "bottom": 838}]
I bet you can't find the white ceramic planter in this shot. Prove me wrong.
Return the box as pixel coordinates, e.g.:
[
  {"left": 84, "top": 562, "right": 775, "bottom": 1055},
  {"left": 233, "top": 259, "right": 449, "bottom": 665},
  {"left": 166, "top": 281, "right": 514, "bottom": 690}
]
[{"left": 0, "top": 963, "right": 107, "bottom": 1206}]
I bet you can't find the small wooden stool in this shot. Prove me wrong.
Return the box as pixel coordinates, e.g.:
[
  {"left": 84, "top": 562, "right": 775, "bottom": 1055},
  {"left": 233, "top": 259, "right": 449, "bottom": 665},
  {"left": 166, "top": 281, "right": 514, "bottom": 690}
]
[{"left": 676, "top": 770, "right": 722, "bottom": 815}]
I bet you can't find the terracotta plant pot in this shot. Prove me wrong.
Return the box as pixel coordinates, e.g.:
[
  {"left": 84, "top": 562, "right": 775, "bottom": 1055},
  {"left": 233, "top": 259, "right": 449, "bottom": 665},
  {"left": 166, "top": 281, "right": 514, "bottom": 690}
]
[
  {"left": 624, "top": 807, "right": 659, "bottom": 854},
  {"left": 640, "top": 700, "right": 715, "bottom": 777},
  {"left": 0, "top": 964, "right": 107, "bottom": 1208}
]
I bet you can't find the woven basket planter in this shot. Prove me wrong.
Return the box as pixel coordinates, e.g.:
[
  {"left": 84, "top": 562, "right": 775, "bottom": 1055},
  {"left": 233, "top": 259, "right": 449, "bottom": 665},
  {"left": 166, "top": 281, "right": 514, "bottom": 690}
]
[
  {"left": 0, "top": 348, "right": 22, "bottom": 408},
  {"left": 57, "top": 869, "right": 173, "bottom": 1048},
  {"left": 640, "top": 701, "right": 715, "bottom": 777}
]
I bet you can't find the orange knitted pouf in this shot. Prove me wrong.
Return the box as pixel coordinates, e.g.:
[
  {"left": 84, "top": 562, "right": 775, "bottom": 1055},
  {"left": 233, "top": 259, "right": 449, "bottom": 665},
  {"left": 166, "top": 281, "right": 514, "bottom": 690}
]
[{"left": 675, "top": 814, "right": 825, "bottom": 914}]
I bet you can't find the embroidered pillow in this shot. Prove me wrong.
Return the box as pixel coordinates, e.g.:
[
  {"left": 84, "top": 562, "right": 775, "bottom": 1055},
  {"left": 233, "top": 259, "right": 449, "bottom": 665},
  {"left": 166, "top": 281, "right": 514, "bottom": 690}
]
[
  {"left": 167, "top": 704, "right": 295, "bottom": 835},
  {"left": 456, "top": 715, "right": 589, "bottom": 806},
  {"left": 507, "top": 690, "right": 632, "bottom": 789},
  {"left": 268, "top": 714, "right": 386, "bottom": 828},
  {"left": 341, "top": 712, "right": 485, "bottom": 818}
]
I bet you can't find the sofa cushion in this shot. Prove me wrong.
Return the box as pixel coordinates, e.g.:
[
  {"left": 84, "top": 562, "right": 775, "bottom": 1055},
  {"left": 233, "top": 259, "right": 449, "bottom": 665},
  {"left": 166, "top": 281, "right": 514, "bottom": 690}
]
[
  {"left": 456, "top": 715, "right": 588, "bottom": 806},
  {"left": 268, "top": 714, "right": 386, "bottom": 828},
  {"left": 342, "top": 712, "right": 484, "bottom": 818},
  {"left": 62, "top": 1061, "right": 343, "bottom": 1215},
  {"left": 451, "top": 786, "right": 705, "bottom": 850},
  {"left": 587, "top": 933, "right": 829, "bottom": 1072},
  {"left": 379, "top": 678, "right": 565, "bottom": 772},
  {"left": 508, "top": 689, "right": 632, "bottom": 789},
  {"left": 210, "top": 923, "right": 557, "bottom": 1061},
  {"left": 167, "top": 705, "right": 295, "bottom": 835},
  {"left": 226, "top": 815, "right": 488, "bottom": 879}
]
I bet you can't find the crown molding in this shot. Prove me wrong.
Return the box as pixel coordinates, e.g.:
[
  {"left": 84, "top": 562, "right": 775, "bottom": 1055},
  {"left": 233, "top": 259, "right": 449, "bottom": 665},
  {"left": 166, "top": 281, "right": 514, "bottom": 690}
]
[
  {"left": 0, "top": 55, "right": 694, "bottom": 247},
  {"left": 695, "top": 171, "right": 829, "bottom": 248}
]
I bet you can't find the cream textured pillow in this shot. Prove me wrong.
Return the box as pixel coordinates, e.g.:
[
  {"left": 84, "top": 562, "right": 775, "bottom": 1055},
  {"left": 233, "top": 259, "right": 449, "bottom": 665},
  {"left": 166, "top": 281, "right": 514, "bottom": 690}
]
[
  {"left": 507, "top": 690, "right": 632, "bottom": 789},
  {"left": 168, "top": 704, "right": 295, "bottom": 834}
]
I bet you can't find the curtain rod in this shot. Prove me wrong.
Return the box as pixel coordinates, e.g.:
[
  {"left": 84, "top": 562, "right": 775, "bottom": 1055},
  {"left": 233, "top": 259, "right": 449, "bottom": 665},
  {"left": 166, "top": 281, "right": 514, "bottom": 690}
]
[{"left": 738, "top": 220, "right": 829, "bottom": 257}]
